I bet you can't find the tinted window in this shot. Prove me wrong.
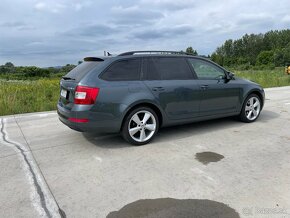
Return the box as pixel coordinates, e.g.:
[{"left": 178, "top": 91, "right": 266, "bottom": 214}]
[
  {"left": 188, "top": 59, "right": 225, "bottom": 79},
  {"left": 101, "top": 59, "right": 140, "bottom": 81},
  {"left": 146, "top": 57, "right": 193, "bottom": 80},
  {"left": 64, "top": 61, "right": 100, "bottom": 82}
]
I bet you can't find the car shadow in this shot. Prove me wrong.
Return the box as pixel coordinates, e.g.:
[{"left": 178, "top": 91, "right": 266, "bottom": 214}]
[
  {"left": 82, "top": 132, "right": 130, "bottom": 149},
  {"left": 258, "top": 109, "right": 280, "bottom": 122},
  {"left": 82, "top": 110, "right": 280, "bottom": 148}
]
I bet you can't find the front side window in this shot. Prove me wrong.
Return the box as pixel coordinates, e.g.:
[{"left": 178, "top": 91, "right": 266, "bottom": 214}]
[
  {"left": 188, "top": 59, "right": 225, "bottom": 79},
  {"left": 101, "top": 59, "right": 140, "bottom": 81},
  {"left": 146, "top": 57, "right": 193, "bottom": 80}
]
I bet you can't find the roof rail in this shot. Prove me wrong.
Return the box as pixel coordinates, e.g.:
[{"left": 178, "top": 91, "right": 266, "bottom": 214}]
[{"left": 118, "top": 51, "right": 194, "bottom": 56}]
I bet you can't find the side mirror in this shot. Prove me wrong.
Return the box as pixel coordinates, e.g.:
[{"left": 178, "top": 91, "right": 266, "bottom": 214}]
[{"left": 226, "top": 72, "right": 235, "bottom": 80}]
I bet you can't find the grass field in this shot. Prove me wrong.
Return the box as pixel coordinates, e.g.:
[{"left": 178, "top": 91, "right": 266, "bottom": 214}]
[
  {"left": 234, "top": 67, "right": 290, "bottom": 88},
  {"left": 0, "top": 79, "right": 60, "bottom": 116},
  {"left": 0, "top": 68, "right": 290, "bottom": 116}
]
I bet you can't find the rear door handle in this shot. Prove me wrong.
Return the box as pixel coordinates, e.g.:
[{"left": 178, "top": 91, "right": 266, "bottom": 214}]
[
  {"left": 201, "top": 85, "right": 209, "bottom": 90},
  {"left": 152, "top": 87, "right": 165, "bottom": 92}
]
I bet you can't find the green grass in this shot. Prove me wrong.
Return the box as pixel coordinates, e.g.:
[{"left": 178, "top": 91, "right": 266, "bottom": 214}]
[
  {"left": 0, "top": 79, "right": 60, "bottom": 116},
  {"left": 0, "top": 68, "right": 290, "bottom": 116},
  {"left": 233, "top": 67, "right": 290, "bottom": 88}
]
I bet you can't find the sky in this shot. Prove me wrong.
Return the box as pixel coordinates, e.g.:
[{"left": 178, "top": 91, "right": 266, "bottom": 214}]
[{"left": 0, "top": 0, "right": 290, "bottom": 67}]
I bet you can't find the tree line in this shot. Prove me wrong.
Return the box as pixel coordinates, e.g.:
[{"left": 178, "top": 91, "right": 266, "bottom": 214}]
[
  {"left": 210, "top": 29, "right": 290, "bottom": 69},
  {"left": 0, "top": 62, "right": 76, "bottom": 79}
]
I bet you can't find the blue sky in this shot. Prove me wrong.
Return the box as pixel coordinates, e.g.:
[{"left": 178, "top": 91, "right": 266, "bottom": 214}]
[{"left": 0, "top": 0, "right": 290, "bottom": 67}]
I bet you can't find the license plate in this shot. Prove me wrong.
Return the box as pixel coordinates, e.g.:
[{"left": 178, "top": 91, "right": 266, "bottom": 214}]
[{"left": 60, "top": 89, "right": 67, "bottom": 98}]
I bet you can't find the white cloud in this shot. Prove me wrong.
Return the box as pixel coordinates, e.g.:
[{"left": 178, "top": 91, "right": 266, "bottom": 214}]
[
  {"left": 140, "top": 0, "right": 196, "bottom": 10},
  {"left": 34, "top": 2, "right": 46, "bottom": 10},
  {"left": 73, "top": 3, "right": 82, "bottom": 11},
  {"left": 282, "top": 15, "right": 290, "bottom": 23},
  {"left": 72, "top": 1, "right": 93, "bottom": 11},
  {"left": 34, "top": 1, "right": 66, "bottom": 13}
]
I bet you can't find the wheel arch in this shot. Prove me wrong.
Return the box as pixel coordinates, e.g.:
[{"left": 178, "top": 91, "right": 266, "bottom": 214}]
[
  {"left": 242, "top": 89, "right": 265, "bottom": 112},
  {"left": 120, "top": 101, "right": 164, "bottom": 131},
  {"left": 250, "top": 91, "right": 264, "bottom": 106}
]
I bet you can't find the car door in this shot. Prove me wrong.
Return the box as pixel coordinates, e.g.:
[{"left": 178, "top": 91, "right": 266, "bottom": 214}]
[
  {"left": 187, "top": 58, "right": 241, "bottom": 117},
  {"left": 143, "top": 57, "right": 200, "bottom": 120}
]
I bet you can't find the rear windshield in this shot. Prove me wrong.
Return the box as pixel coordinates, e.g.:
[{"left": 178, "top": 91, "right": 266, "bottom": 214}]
[{"left": 64, "top": 62, "right": 100, "bottom": 81}]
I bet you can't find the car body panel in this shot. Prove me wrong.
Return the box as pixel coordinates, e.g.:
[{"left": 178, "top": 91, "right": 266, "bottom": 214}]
[
  {"left": 57, "top": 54, "right": 265, "bottom": 134},
  {"left": 196, "top": 79, "right": 241, "bottom": 116},
  {"left": 143, "top": 80, "right": 200, "bottom": 120}
]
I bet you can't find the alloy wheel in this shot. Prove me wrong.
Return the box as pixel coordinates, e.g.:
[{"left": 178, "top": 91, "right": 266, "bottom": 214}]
[
  {"left": 245, "top": 96, "right": 261, "bottom": 121},
  {"left": 128, "top": 110, "right": 157, "bottom": 143}
]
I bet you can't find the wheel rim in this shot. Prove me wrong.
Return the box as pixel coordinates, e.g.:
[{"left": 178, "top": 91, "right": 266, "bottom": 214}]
[
  {"left": 128, "top": 110, "right": 156, "bottom": 142},
  {"left": 245, "top": 97, "right": 261, "bottom": 121}
]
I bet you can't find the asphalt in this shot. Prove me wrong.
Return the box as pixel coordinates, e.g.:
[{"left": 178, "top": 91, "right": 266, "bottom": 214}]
[{"left": 0, "top": 86, "right": 290, "bottom": 218}]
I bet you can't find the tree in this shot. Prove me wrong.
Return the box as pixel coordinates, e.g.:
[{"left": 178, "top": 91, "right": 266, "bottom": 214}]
[
  {"left": 59, "top": 64, "right": 76, "bottom": 74},
  {"left": 273, "top": 49, "right": 284, "bottom": 67},
  {"left": 0, "top": 62, "right": 15, "bottom": 73},
  {"left": 256, "top": 51, "right": 274, "bottom": 65},
  {"left": 4, "top": 62, "right": 14, "bottom": 68},
  {"left": 186, "top": 47, "right": 198, "bottom": 55}
]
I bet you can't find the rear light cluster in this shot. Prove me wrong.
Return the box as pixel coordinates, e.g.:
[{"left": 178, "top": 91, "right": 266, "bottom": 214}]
[{"left": 74, "top": 86, "right": 99, "bottom": 105}]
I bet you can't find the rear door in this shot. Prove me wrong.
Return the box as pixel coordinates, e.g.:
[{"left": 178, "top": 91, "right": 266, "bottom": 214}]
[
  {"left": 143, "top": 57, "right": 200, "bottom": 120},
  {"left": 187, "top": 58, "right": 241, "bottom": 116}
]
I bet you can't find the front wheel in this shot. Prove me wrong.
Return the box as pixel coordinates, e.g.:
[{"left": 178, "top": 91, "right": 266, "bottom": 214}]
[
  {"left": 239, "top": 94, "right": 262, "bottom": 123},
  {"left": 122, "top": 107, "right": 159, "bottom": 145}
]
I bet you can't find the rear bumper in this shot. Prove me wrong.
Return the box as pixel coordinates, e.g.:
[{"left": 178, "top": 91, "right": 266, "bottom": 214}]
[
  {"left": 261, "top": 88, "right": 265, "bottom": 109},
  {"left": 57, "top": 103, "right": 121, "bottom": 133}
]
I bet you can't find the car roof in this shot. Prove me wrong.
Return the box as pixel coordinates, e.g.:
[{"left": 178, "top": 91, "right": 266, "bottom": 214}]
[{"left": 83, "top": 51, "right": 210, "bottom": 63}]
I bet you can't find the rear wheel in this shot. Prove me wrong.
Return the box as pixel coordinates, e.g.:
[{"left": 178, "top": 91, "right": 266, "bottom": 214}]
[
  {"left": 239, "top": 94, "right": 261, "bottom": 123},
  {"left": 122, "top": 107, "right": 159, "bottom": 145}
]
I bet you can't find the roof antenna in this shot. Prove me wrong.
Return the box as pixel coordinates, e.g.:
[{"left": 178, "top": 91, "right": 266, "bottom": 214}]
[{"left": 107, "top": 52, "right": 112, "bottom": 56}]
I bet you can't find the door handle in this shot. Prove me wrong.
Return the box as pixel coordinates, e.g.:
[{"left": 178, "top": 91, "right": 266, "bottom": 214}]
[
  {"left": 152, "top": 87, "right": 165, "bottom": 92},
  {"left": 201, "top": 85, "right": 209, "bottom": 90}
]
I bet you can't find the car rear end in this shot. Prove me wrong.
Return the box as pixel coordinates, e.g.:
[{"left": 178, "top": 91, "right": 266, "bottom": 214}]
[{"left": 57, "top": 57, "right": 116, "bottom": 133}]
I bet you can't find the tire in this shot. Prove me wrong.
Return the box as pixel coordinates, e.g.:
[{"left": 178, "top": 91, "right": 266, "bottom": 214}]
[
  {"left": 122, "top": 107, "right": 159, "bottom": 145},
  {"left": 239, "top": 94, "right": 262, "bottom": 123}
]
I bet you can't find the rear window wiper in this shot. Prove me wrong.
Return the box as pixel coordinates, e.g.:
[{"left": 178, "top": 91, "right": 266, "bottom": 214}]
[{"left": 62, "top": 76, "right": 75, "bottom": 80}]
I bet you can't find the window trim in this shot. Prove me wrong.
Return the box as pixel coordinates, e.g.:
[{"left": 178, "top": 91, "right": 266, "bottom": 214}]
[
  {"left": 144, "top": 56, "right": 195, "bottom": 81},
  {"left": 187, "top": 57, "right": 227, "bottom": 80},
  {"left": 99, "top": 58, "right": 141, "bottom": 81}
]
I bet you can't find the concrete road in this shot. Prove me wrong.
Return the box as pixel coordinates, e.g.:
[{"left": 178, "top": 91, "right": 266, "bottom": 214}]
[{"left": 1, "top": 86, "right": 290, "bottom": 218}]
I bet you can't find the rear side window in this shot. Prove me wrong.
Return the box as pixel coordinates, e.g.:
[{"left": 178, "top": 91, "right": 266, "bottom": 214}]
[
  {"left": 64, "top": 62, "right": 100, "bottom": 82},
  {"left": 146, "top": 57, "right": 193, "bottom": 80},
  {"left": 101, "top": 59, "right": 140, "bottom": 81}
]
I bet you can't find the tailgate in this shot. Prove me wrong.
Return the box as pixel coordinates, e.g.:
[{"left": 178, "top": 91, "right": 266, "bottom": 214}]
[{"left": 59, "top": 80, "right": 78, "bottom": 110}]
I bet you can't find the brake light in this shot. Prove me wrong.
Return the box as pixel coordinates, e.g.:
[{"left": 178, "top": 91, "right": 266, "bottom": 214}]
[{"left": 74, "top": 86, "right": 99, "bottom": 105}]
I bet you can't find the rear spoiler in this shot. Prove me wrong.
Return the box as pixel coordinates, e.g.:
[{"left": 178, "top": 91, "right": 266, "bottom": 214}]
[{"left": 83, "top": 57, "right": 105, "bottom": 62}]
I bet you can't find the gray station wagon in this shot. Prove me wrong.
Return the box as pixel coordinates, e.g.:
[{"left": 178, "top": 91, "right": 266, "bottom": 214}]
[{"left": 57, "top": 51, "right": 265, "bottom": 145}]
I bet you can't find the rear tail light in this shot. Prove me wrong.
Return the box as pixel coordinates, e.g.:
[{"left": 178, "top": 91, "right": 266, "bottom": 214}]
[{"left": 74, "top": 86, "right": 99, "bottom": 105}]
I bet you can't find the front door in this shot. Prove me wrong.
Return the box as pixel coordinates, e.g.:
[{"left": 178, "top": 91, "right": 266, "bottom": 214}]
[{"left": 187, "top": 58, "right": 241, "bottom": 116}]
